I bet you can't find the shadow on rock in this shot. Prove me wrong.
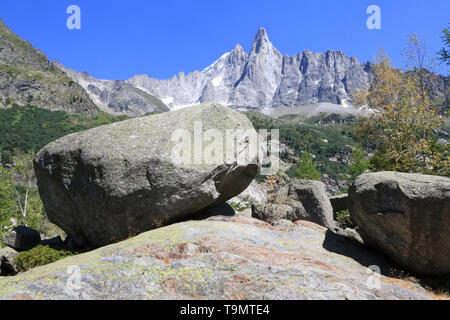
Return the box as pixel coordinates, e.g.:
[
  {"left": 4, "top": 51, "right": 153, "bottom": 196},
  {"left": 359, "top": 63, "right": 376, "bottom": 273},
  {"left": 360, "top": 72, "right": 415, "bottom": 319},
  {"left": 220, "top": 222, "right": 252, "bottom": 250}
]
[
  {"left": 189, "top": 202, "right": 236, "bottom": 221},
  {"left": 322, "top": 230, "right": 400, "bottom": 277}
]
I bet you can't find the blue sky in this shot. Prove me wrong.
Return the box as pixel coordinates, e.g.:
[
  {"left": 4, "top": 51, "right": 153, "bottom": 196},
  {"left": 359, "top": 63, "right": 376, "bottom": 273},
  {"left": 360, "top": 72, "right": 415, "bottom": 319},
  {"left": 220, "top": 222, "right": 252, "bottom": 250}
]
[{"left": 1, "top": 0, "right": 449, "bottom": 80}]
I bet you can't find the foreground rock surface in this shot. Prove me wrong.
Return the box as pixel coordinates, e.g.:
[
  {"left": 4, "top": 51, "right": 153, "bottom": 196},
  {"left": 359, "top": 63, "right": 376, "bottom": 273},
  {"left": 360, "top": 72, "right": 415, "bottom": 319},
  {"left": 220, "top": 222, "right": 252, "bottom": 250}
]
[
  {"left": 34, "top": 104, "right": 259, "bottom": 248},
  {"left": 0, "top": 216, "right": 431, "bottom": 300},
  {"left": 349, "top": 172, "right": 450, "bottom": 275}
]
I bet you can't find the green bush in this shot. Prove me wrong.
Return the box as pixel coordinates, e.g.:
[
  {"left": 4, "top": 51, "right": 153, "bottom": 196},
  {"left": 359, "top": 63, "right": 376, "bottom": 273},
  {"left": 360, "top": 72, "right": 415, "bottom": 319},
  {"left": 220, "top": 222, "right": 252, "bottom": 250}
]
[
  {"left": 229, "top": 202, "right": 249, "bottom": 212},
  {"left": 335, "top": 209, "right": 355, "bottom": 229},
  {"left": 14, "top": 245, "right": 76, "bottom": 272}
]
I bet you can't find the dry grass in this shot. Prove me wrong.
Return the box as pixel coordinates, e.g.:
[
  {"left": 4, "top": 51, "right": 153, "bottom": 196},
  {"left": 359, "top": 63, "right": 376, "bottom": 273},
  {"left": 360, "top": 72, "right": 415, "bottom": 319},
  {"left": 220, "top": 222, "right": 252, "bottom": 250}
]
[
  {"left": 387, "top": 267, "right": 450, "bottom": 300},
  {"left": 428, "top": 289, "right": 450, "bottom": 300}
]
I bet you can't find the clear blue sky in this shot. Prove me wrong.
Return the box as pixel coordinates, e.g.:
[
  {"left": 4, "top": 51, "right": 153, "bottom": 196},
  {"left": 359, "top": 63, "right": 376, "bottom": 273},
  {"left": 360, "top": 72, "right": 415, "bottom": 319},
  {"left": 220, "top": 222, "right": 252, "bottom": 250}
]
[{"left": 1, "top": 0, "right": 448, "bottom": 80}]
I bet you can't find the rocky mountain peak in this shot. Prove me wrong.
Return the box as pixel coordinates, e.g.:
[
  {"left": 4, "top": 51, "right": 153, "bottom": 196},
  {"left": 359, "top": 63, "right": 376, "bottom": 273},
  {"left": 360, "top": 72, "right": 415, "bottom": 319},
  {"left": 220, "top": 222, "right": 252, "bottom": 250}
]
[
  {"left": 251, "top": 28, "right": 271, "bottom": 54},
  {"left": 61, "top": 28, "right": 376, "bottom": 113},
  {"left": 231, "top": 44, "right": 246, "bottom": 57}
]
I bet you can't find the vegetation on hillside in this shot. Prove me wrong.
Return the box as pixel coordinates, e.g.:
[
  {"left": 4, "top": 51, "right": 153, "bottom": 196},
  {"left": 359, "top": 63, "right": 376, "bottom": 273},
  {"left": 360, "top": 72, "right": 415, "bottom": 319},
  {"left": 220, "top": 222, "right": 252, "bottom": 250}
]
[
  {"left": 246, "top": 111, "right": 358, "bottom": 180},
  {"left": 0, "top": 105, "right": 128, "bottom": 164},
  {"left": 348, "top": 144, "right": 370, "bottom": 180},
  {"left": 0, "top": 19, "right": 100, "bottom": 115}
]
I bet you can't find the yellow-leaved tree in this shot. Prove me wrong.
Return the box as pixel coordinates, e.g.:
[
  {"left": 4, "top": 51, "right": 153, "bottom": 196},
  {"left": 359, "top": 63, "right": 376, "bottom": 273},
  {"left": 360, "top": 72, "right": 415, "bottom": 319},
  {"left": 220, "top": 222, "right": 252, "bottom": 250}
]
[{"left": 353, "top": 35, "right": 449, "bottom": 176}]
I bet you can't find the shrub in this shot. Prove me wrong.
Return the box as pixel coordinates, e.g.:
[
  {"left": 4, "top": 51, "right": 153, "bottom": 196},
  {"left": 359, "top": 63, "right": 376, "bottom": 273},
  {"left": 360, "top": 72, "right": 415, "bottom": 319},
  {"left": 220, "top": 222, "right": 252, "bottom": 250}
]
[
  {"left": 14, "top": 245, "right": 76, "bottom": 272},
  {"left": 229, "top": 202, "right": 248, "bottom": 212},
  {"left": 335, "top": 209, "right": 355, "bottom": 229}
]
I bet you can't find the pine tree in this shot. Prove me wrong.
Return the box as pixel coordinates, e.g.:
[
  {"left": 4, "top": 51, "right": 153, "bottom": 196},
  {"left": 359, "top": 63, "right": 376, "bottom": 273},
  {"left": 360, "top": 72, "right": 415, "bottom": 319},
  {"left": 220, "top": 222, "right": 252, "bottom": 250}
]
[
  {"left": 438, "top": 23, "right": 450, "bottom": 65},
  {"left": 295, "top": 151, "right": 321, "bottom": 181},
  {"left": 349, "top": 144, "right": 369, "bottom": 180}
]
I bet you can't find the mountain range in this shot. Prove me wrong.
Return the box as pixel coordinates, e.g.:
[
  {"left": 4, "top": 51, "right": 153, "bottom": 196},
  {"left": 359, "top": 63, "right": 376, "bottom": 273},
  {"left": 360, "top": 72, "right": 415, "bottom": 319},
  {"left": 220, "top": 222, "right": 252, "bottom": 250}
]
[
  {"left": 0, "top": 20, "right": 448, "bottom": 117},
  {"left": 127, "top": 28, "right": 370, "bottom": 111},
  {"left": 55, "top": 63, "right": 169, "bottom": 116}
]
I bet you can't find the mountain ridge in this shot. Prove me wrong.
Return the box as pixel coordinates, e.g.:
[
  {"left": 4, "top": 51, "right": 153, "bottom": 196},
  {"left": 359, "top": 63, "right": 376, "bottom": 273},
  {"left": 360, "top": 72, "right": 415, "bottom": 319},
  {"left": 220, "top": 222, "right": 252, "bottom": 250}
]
[
  {"left": 0, "top": 19, "right": 100, "bottom": 116},
  {"left": 54, "top": 62, "right": 169, "bottom": 116},
  {"left": 2, "top": 20, "right": 447, "bottom": 117},
  {"left": 126, "top": 28, "right": 370, "bottom": 110}
]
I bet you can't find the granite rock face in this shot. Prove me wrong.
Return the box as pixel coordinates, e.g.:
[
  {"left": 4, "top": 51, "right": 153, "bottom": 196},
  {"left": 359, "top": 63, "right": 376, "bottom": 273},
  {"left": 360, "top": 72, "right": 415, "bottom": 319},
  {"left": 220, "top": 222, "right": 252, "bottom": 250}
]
[
  {"left": 55, "top": 63, "right": 169, "bottom": 117},
  {"left": 33, "top": 104, "right": 259, "bottom": 248},
  {"left": 0, "top": 216, "right": 432, "bottom": 300},
  {"left": 349, "top": 172, "right": 450, "bottom": 275},
  {"left": 127, "top": 28, "right": 370, "bottom": 110}
]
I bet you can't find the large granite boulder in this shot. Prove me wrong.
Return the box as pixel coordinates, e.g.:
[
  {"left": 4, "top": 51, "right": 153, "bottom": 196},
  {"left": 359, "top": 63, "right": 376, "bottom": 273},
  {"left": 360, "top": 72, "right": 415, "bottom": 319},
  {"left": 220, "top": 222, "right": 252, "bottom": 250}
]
[
  {"left": 349, "top": 172, "right": 450, "bottom": 275},
  {"left": 0, "top": 216, "right": 432, "bottom": 300},
  {"left": 2, "top": 226, "right": 41, "bottom": 252},
  {"left": 252, "top": 180, "right": 336, "bottom": 229},
  {"left": 34, "top": 104, "right": 259, "bottom": 248}
]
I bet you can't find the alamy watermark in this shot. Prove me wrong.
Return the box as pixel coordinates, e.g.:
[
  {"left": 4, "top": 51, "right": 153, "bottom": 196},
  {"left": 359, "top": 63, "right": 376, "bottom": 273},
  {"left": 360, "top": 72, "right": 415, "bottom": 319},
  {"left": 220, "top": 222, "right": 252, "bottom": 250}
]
[
  {"left": 171, "top": 122, "right": 280, "bottom": 176},
  {"left": 66, "top": 265, "right": 82, "bottom": 290},
  {"left": 66, "top": 5, "right": 81, "bottom": 30},
  {"left": 367, "top": 5, "right": 381, "bottom": 30},
  {"left": 366, "top": 265, "right": 382, "bottom": 290}
]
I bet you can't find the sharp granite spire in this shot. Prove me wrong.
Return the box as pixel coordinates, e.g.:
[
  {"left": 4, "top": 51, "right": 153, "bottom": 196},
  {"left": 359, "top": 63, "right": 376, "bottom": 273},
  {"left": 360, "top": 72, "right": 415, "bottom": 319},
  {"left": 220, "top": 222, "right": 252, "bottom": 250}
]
[{"left": 64, "top": 28, "right": 374, "bottom": 112}]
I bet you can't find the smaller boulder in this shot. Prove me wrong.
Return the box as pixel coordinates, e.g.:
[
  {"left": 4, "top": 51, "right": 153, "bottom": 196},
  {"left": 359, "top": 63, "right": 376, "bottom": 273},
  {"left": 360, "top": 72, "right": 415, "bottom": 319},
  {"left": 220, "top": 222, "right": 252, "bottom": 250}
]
[
  {"left": 287, "top": 180, "right": 336, "bottom": 229},
  {"left": 0, "top": 247, "right": 18, "bottom": 276},
  {"left": 2, "top": 226, "right": 41, "bottom": 251},
  {"left": 252, "top": 180, "right": 336, "bottom": 229},
  {"left": 329, "top": 194, "right": 349, "bottom": 214}
]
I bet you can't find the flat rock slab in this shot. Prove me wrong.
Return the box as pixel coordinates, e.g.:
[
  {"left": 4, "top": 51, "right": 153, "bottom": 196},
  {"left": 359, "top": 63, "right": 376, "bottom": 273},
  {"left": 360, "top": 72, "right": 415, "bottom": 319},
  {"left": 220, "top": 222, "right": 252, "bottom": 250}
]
[{"left": 0, "top": 216, "right": 431, "bottom": 300}]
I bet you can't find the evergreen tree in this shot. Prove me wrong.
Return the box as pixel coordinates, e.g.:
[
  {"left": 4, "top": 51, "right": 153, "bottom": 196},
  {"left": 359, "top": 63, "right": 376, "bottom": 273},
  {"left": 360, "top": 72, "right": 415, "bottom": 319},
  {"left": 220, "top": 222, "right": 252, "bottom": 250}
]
[
  {"left": 295, "top": 151, "right": 321, "bottom": 181},
  {"left": 349, "top": 144, "right": 369, "bottom": 180},
  {"left": 438, "top": 23, "right": 450, "bottom": 65}
]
